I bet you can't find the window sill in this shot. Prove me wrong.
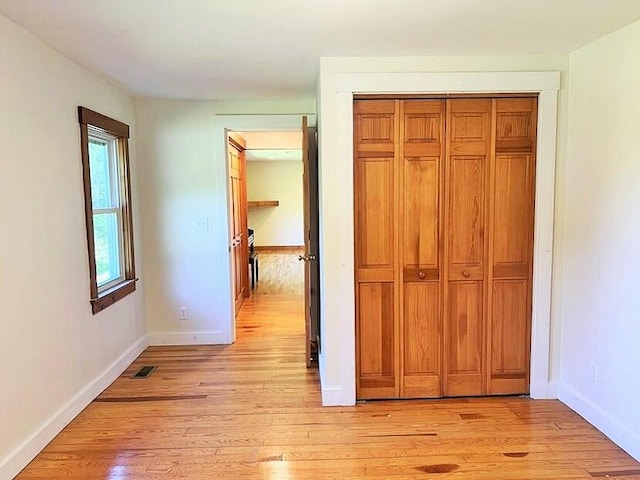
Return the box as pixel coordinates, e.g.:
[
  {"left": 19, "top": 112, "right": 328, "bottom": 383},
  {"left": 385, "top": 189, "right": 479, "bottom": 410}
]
[{"left": 91, "top": 279, "right": 137, "bottom": 314}]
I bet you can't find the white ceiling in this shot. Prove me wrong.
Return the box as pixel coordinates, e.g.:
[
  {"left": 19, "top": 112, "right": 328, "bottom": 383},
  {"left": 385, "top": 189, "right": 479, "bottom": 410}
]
[{"left": 2, "top": 0, "right": 640, "bottom": 100}]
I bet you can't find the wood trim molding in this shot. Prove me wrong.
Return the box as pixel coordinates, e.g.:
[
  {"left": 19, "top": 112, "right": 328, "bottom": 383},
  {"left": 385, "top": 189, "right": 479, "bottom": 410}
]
[
  {"left": 78, "top": 106, "right": 137, "bottom": 314},
  {"left": 78, "top": 106, "right": 130, "bottom": 138}
]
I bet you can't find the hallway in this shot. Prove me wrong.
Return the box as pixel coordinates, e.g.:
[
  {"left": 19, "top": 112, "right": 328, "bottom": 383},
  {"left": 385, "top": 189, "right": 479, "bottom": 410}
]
[{"left": 16, "top": 294, "right": 639, "bottom": 479}]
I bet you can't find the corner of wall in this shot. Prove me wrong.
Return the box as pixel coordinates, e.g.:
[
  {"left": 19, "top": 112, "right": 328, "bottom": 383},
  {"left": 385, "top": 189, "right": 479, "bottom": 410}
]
[
  {"left": 0, "top": 335, "right": 148, "bottom": 480},
  {"left": 559, "top": 382, "right": 640, "bottom": 461}
]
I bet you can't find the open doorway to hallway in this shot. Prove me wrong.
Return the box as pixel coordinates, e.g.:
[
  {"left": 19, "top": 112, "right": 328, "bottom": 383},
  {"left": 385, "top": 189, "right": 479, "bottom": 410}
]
[
  {"left": 226, "top": 127, "right": 318, "bottom": 366},
  {"left": 217, "top": 114, "right": 319, "bottom": 368}
]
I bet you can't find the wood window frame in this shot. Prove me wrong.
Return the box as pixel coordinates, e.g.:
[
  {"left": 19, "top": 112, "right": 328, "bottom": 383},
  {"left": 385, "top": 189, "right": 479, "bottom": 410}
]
[{"left": 78, "top": 106, "right": 136, "bottom": 314}]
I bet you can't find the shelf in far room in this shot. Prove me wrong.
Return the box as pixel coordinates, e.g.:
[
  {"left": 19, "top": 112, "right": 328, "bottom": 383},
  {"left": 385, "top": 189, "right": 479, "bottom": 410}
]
[{"left": 248, "top": 200, "right": 279, "bottom": 208}]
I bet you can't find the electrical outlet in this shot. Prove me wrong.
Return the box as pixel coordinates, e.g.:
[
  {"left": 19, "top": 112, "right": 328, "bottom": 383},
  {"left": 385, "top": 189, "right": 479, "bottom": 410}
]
[
  {"left": 179, "top": 306, "right": 188, "bottom": 320},
  {"left": 589, "top": 361, "right": 598, "bottom": 383}
]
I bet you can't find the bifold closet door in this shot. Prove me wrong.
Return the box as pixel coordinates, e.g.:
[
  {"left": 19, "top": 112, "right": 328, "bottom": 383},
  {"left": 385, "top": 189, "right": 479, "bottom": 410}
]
[
  {"left": 400, "top": 100, "right": 445, "bottom": 398},
  {"left": 487, "top": 98, "right": 536, "bottom": 394},
  {"left": 354, "top": 97, "right": 536, "bottom": 400},
  {"left": 354, "top": 100, "right": 399, "bottom": 399},
  {"left": 443, "top": 99, "right": 492, "bottom": 397}
]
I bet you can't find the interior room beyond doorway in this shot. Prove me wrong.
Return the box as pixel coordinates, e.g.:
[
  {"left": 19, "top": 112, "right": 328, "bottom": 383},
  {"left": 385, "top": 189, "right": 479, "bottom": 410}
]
[{"left": 239, "top": 130, "right": 305, "bottom": 297}]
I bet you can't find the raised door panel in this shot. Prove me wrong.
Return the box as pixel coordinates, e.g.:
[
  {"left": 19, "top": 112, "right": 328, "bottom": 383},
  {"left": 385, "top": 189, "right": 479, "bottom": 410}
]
[
  {"left": 357, "top": 159, "right": 395, "bottom": 271},
  {"left": 355, "top": 100, "right": 396, "bottom": 157},
  {"left": 445, "top": 281, "right": 484, "bottom": 396},
  {"left": 234, "top": 241, "right": 243, "bottom": 310},
  {"left": 403, "top": 159, "right": 438, "bottom": 269},
  {"left": 229, "top": 146, "right": 241, "bottom": 174},
  {"left": 447, "top": 156, "right": 485, "bottom": 276},
  {"left": 495, "top": 97, "right": 537, "bottom": 154},
  {"left": 492, "top": 154, "right": 534, "bottom": 277},
  {"left": 490, "top": 280, "right": 529, "bottom": 394},
  {"left": 403, "top": 283, "right": 441, "bottom": 397},
  {"left": 357, "top": 283, "right": 397, "bottom": 399}
]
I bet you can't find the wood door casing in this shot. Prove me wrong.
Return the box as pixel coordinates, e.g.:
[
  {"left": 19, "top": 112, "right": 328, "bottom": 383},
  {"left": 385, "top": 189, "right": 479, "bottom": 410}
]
[
  {"left": 444, "top": 99, "right": 492, "bottom": 397},
  {"left": 355, "top": 100, "right": 399, "bottom": 399}
]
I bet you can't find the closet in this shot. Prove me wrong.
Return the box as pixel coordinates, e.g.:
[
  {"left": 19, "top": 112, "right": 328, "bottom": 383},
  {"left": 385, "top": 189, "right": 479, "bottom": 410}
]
[{"left": 354, "top": 97, "right": 537, "bottom": 400}]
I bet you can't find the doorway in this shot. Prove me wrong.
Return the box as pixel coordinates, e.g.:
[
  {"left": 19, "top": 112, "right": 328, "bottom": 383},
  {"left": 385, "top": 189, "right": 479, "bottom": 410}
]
[{"left": 215, "top": 115, "right": 319, "bottom": 365}]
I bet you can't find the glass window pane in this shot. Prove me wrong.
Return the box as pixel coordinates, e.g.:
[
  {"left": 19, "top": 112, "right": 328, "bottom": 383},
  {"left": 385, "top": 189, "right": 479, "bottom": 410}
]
[
  {"left": 89, "top": 139, "right": 112, "bottom": 209},
  {"left": 93, "top": 212, "right": 121, "bottom": 287}
]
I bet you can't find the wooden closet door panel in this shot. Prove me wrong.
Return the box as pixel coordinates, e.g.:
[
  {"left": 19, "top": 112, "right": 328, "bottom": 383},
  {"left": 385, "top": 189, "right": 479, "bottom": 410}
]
[
  {"left": 357, "top": 159, "right": 394, "bottom": 270},
  {"left": 490, "top": 280, "right": 529, "bottom": 393},
  {"left": 444, "top": 99, "right": 491, "bottom": 397},
  {"left": 403, "top": 158, "right": 439, "bottom": 270},
  {"left": 355, "top": 100, "right": 396, "bottom": 157},
  {"left": 400, "top": 100, "right": 444, "bottom": 398},
  {"left": 446, "top": 282, "right": 484, "bottom": 395},
  {"left": 492, "top": 153, "right": 533, "bottom": 277},
  {"left": 403, "top": 283, "right": 440, "bottom": 397},
  {"left": 487, "top": 98, "right": 536, "bottom": 394},
  {"left": 357, "top": 283, "right": 396, "bottom": 398},
  {"left": 355, "top": 100, "right": 399, "bottom": 399},
  {"left": 447, "top": 156, "right": 485, "bottom": 279}
]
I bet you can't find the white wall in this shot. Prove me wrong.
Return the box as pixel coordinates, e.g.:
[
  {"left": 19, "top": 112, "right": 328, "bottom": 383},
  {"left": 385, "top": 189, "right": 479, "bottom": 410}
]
[
  {"left": 0, "top": 15, "right": 147, "bottom": 479},
  {"left": 317, "top": 55, "right": 570, "bottom": 406},
  {"left": 240, "top": 131, "right": 302, "bottom": 149},
  {"left": 135, "top": 99, "right": 314, "bottom": 346},
  {"left": 559, "top": 20, "right": 640, "bottom": 460},
  {"left": 247, "top": 161, "right": 304, "bottom": 247}
]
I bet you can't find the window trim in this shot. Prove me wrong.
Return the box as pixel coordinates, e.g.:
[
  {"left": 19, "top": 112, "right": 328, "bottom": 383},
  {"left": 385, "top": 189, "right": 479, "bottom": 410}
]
[{"left": 79, "top": 106, "right": 136, "bottom": 314}]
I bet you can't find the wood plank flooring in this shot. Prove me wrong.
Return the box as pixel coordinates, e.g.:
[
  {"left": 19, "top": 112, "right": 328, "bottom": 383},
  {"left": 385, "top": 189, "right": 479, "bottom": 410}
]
[
  {"left": 251, "top": 248, "right": 304, "bottom": 295},
  {"left": 16, "top": 294, "right": 639, "bottom": 479}
]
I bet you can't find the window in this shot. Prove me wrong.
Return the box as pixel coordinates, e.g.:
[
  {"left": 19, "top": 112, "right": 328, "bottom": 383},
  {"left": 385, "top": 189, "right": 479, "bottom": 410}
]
[{"left": 78, "top": 107, "right": 136, "bottom": 314}]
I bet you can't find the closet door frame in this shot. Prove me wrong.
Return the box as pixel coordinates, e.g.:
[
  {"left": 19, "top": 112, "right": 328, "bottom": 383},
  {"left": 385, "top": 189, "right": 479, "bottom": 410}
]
[{"left": 323, "top": 71, "right": 559, "bottom": 405}]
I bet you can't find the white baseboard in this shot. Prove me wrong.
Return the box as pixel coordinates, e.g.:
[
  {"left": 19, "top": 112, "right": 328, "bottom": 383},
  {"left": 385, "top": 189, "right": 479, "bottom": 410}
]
[
  {"left": 148, "top": 330, "right": 231, "bottom": 346},
  {"left": 559, "top": 382, "right": 640, "bottom": 461},
  {"left": 0, "top": 335, "right": 149, "bottom": 480}
]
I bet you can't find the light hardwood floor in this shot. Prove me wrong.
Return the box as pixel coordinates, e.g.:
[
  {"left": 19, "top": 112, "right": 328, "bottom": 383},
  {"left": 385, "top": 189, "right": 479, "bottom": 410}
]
[
  {"left": 16, "top": 294, "right": 639, "bottom": 479},
  {"left": 251, "top": 248, "right": 304, "bottom": 296}
]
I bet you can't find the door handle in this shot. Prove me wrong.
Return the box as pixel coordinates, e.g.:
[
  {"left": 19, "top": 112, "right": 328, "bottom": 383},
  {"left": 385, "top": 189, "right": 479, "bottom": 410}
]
[{"left": 298, "top": 254, "right": 317, "bottom": 262}]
